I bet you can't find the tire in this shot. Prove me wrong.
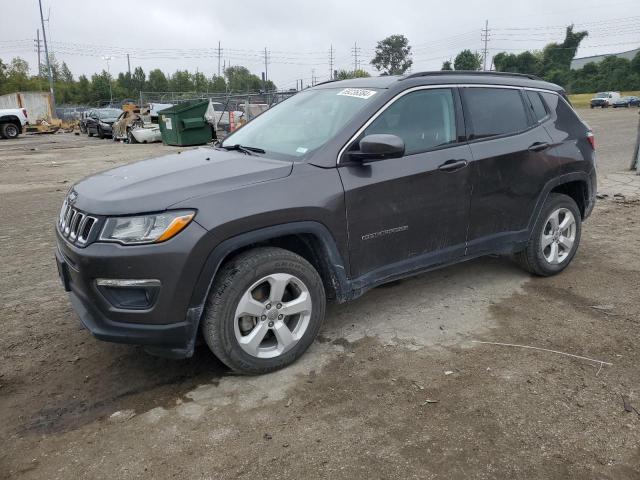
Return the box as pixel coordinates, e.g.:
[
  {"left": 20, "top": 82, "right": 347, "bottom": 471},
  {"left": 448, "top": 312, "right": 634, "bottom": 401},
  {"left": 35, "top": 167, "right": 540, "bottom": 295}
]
[
  {"left": 97, "top": 126, "right": 104, "bottom": 139},
  {"left": 87, "top": 129, "right": 94, "bottom": 137},
  {"left": 202, "top": 247, "right": 326, "bottom": 375},
  {"left": 514, "top": 193, "right": 582, "bottom": 276},
  {"left": 1, "top": 122, "right": 20, "bottom": 139}
]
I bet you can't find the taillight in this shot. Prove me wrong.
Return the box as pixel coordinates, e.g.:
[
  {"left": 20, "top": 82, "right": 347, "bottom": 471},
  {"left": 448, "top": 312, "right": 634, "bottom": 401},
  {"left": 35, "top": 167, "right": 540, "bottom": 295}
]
[
  {"left": 22, "top": 109, "right": 27, "bottom": 118},
  {"left": 587, "top": 131, "right": 595, "bottom": 150}
]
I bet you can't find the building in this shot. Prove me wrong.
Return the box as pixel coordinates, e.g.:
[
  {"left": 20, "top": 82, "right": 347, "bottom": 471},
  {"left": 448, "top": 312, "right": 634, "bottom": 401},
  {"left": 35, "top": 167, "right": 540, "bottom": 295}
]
[{"left": 570, "top": 47, "right": 640, "bottom": 70}]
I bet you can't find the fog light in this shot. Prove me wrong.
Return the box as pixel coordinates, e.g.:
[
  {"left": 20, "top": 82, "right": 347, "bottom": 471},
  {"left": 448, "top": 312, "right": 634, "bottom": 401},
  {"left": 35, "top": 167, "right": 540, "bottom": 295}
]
[{"left": 95, "top": 279, "right": 161, "bottom": 310}]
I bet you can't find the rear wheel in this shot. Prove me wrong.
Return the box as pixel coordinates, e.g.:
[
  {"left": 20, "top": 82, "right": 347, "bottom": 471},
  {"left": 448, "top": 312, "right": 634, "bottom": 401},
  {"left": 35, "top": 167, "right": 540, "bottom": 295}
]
[
  {"left": 202, "top": 247, "right": 326, "bottom": 375},
  {"left": 514, "top": 193, "right": 582, "bottom": 276},
  {"left": 1, "top": 122, "right": 20, "bottom": 139}
]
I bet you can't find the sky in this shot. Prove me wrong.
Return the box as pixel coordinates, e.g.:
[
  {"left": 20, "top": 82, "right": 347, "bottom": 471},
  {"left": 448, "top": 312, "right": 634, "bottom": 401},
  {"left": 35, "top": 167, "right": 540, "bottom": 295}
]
[{"left": 1, "top": 0, "right": 639, "bottom": 90}]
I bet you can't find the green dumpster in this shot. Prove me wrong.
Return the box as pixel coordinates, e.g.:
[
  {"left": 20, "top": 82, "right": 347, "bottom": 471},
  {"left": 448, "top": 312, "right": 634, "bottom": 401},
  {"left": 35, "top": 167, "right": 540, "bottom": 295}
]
[{"left": 158, "top": 101, "right": 213, "bottom": 146}]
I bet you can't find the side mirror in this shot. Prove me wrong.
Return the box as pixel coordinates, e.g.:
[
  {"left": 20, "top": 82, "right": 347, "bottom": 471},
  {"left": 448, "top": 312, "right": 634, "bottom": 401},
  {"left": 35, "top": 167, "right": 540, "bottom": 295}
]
[{"left": 350, "top": 134, "right": 405, "bottom": 163}]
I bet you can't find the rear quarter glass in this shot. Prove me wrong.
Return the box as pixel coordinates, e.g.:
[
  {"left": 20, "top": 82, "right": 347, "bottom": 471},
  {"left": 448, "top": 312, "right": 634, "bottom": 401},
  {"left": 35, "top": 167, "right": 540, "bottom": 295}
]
[{"left": 540, "top": 92, "right": 588, "bottom": 139}]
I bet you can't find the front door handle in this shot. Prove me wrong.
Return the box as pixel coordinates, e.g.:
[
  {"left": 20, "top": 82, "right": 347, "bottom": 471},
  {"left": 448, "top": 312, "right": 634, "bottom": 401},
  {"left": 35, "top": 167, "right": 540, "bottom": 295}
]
[
  {"left": 528, "top": 142, "right": 550, "bottom": 152},
  {"left": 438, "top": 159, "right": 468, "bottom": 172}
]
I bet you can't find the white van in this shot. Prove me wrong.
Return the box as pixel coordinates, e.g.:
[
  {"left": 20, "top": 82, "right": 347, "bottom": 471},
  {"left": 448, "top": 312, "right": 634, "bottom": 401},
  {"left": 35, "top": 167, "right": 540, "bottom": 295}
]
[{"left": 590, "top": 91, "right": 621, "bottom": 108}]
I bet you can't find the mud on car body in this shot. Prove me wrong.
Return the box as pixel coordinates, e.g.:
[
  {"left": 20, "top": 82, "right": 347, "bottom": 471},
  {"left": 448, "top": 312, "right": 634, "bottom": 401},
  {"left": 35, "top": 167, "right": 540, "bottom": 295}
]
[{"left": 55, "top": 71, "right": 597, "bottom": 374}]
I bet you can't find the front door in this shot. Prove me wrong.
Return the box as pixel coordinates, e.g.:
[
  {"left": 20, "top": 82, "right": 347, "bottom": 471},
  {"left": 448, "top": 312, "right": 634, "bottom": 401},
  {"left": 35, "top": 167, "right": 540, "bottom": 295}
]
[{"left": 338, "top": 87, "right": 473, "bottom": 279}]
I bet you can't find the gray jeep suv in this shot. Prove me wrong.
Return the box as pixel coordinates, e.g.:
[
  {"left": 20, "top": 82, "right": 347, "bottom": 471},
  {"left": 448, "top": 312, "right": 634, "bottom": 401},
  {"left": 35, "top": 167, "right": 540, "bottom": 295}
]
[{"left": 55, "top": 71, "right": 596, "bottom": 374}]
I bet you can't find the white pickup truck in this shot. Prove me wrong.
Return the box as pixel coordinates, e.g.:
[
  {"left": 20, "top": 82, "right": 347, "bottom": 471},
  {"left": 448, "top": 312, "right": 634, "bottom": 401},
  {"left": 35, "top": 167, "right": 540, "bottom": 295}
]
[{"left": 0, "top": 108, "right": 29, "bottom": 139}]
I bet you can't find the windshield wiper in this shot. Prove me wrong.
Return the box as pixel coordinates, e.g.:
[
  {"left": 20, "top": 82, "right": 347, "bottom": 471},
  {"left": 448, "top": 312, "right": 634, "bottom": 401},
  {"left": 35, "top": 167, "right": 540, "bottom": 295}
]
[{"left": 221, "top": 144, "right": 265, "bottom": 155}]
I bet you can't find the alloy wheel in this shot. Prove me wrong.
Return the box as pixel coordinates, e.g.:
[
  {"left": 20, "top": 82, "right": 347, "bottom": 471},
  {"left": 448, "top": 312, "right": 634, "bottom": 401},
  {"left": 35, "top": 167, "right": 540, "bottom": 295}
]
[
  {"left": 233, "top": 273, "right": 312, "bottom": 359},
  {"left": 540, "top": 207, "right": 576, "bottom": 265}
]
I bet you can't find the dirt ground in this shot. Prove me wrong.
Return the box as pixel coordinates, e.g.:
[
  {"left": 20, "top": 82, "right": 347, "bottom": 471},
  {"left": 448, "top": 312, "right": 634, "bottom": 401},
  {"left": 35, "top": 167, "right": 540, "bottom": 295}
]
[{"left": 1, "top": 109, "right": 639, "bottom": 479}]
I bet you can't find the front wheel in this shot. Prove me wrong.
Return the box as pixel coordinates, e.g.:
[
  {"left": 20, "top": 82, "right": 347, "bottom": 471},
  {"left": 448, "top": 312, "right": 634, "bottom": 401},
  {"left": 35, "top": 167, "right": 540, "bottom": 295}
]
[
  {"left": 202, "top": 247, "right": 326, "bottom": 375},
  {"left": 514, "top": 193, "right": 582, "bottom": 276},
  {"left": 97, "top": 126, "right": 105, "bottom": 139}
]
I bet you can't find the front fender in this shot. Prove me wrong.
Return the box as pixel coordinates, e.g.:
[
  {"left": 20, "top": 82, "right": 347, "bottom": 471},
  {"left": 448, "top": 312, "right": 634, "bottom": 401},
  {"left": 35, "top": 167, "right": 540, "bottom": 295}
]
[{"left": 188, "top": 221, "right": 350, "bottom": 316}]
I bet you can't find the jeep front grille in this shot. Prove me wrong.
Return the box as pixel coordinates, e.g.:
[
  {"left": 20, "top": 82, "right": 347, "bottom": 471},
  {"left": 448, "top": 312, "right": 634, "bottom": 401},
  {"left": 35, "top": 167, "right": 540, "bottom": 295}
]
[{"left": 58, "top": 200, "right": 98, "bottom": 246}]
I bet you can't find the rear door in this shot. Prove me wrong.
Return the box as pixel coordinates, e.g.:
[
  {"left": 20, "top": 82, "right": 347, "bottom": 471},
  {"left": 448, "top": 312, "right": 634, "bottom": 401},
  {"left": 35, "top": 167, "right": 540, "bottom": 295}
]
[
  {"left": 462, "top": 86, "right": 554, "bottom": 255},
  {"left": 339, "top": 87, "right": 473, "bottom": 279}
]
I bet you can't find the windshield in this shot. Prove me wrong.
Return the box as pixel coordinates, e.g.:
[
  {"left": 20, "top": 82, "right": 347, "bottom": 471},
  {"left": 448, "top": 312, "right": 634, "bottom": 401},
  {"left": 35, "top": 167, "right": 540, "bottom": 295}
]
[
  {"left": 98, "top": 109, "right": 122, "bottom": 118},
  {"left": 221, "top": 87, "right": 380, "bottom": 158},
  {"left": 595, "top": 92, "right": 609, "bottom": 99}
]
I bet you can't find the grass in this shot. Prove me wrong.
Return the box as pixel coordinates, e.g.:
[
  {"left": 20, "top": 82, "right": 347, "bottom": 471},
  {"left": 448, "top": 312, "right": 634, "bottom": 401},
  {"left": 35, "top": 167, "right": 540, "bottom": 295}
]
[{"left": 569, "top": 91, "right": 640, "bottom": 108}]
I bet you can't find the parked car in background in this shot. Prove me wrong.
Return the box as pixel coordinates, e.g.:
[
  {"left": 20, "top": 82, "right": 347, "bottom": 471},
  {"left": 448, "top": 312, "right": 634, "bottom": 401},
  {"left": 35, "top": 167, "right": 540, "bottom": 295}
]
[
  {"left": 0, "top": 107, "right": 28, "bottom": 139},
  {"left": 85, "top": 108, "right": 122, "bottom": 138},
  {"left": 590, "top": 91, "right": 621, "bottom": 108},
  {"left": 612, "top": 96, "right": 640, "bottom": 108},
  {"left": 55, "top": 72, "right": 597, "bottom": 375}
]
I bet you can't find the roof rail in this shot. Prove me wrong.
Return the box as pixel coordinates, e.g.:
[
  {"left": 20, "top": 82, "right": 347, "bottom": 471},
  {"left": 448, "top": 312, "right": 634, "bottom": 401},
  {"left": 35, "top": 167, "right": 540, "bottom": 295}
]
[
  {"left": 401, "top": 71, "right": 542, "bottom": 81},
  {"left": 313, "top": 78, "right": 341, "bottom": 87}
]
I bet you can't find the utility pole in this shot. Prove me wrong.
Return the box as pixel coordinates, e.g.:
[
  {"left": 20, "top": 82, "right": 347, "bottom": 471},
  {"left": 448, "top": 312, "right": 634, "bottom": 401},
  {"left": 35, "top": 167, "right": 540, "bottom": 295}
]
[
  {"left": 351, "top": 42, "right": 361, "bottom": 74},
  {"left": 102, "top": 55, "right": 113, "bottom": 105},
  {"left": 264, "top": 47, "right": 269, "bottom": 87},
  {"left": 126, "top": 53, "right": 131, "bottom": 76},
  {"left": 35, "top": 30, "right": 42, "bottom": 76},
  {"left": 217, "top": 41, "right": 222, "bottom": 77},
  {"left": 38, "top": 0, "right": 55, "bottom": 109},
  {"left": 481, "top": 20, "right": 490, "bottom": 71},
  {"left": 329, "top": 44, "right": 334, "bottom": 80}
]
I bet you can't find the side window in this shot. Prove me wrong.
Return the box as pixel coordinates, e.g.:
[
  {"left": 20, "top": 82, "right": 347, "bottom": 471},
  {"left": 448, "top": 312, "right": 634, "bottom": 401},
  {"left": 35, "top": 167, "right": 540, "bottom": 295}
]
[
  {"left": 525, "top": 90, "right": 548, "bottom": 122},
  {"left": 540, "top": 92, "right": 586, "bottom": 138},
  {"left": 364, "top": 89, "right": 457, "bottom": 156},
  {"left": 463, "top": 87, "right": 529, "bottom": 139}
]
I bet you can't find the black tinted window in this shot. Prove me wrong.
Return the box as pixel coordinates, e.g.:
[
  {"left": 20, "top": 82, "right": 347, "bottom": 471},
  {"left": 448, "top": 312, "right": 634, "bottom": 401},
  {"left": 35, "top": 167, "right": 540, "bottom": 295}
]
[
  {"left": 540, "top": 92, "right": 585, "bottom": 138},
  {"left": 525, "top": 90, "right": 548, "bottom": 122},
  {"left": 464, "top": 88, "right": 529, "bottom": 139},
  {"left": 364, "top": 89, "right": 457, "bottom": 155}
]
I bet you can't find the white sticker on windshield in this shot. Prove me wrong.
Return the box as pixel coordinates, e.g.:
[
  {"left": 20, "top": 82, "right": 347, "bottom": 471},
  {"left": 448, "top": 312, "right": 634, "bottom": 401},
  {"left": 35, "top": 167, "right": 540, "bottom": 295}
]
[
  {"left": 337, "top": 88, "right": 377, "bottom": 99},
  {"left": 296, "top": 147, "right": 308, "bottom": 154}
]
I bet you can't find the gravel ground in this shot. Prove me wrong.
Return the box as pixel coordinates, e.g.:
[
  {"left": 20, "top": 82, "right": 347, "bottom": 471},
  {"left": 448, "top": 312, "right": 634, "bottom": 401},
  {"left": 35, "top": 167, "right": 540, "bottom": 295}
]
[{"left": 1, "top": 108, "right": 639, "bottom": 480}]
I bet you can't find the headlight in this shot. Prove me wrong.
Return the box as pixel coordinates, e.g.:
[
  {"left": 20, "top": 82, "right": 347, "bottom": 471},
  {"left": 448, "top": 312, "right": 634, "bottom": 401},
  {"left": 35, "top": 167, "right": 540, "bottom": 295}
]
[{"left": 99, "top": 210, "right": 195, "bottom": 245}]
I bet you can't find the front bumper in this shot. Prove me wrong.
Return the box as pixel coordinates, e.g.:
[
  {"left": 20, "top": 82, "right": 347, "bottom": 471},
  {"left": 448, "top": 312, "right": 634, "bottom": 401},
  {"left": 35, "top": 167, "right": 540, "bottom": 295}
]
[{"left": 55, "top": 220, "right": 209, "bottom": 358}]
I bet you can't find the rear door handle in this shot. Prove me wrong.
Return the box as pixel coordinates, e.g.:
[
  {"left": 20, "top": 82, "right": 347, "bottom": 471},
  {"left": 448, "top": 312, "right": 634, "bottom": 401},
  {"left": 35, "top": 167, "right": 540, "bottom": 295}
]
[
  {"left": 528, "top": 142, "right": 550, "bottom": 152},
  {"left": 438, "top": 159, "right": 468, "bottom": 172}
]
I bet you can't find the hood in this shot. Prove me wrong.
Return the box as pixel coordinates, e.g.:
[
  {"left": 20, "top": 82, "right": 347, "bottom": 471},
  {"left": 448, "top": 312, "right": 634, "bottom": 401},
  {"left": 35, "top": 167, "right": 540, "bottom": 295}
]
[
  {"left": 72, "top": 147, "right": 293, "bottom": 215},
  {"left": 100, "top": 117, "right": 119, "bottom": 124}
]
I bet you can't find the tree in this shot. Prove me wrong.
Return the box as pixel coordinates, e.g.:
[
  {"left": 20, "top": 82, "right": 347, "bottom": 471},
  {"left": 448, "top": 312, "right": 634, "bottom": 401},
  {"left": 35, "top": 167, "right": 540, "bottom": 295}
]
[
  {"left": 192, "top": 71, "right": 208, "bottom": 92},
  {"left": 131, "top": 67, "right": 146, "bottom": 93},
  {"left": 146, "top": 69, "right": 168, "bottom": 92},
  {"left": 225, "top": 66, "right": 262, "bottom": 92},
  {"left": 169, "top": 70, "right": 194, "bottom": 91},
  {"left": 441, "top": 60, "right": 452, "bottom": 71},
  {"left": 90, "top": 70, "right": 112, "bottom": 102},
  {"left": 454, "top": 50, "right": 482, "bottom": 71},
  {"left": 336, "top": 69, "right": 371, "bottom": 80},
  {"left": 59, "top": 62, "right": 73, "bottom": 83},
  {"left": 209, "top": 75, "right": 226, "bottom": 92},
  {"left": 538, "top": 25, "right": 587, "bottom": 78},
  {"left": 371, "top": 34, "right": 413, "bottom": 75},
  {"left": 76, "top": 75, "right": 91, "bottom": 103}
]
